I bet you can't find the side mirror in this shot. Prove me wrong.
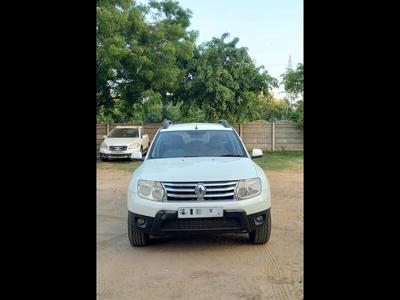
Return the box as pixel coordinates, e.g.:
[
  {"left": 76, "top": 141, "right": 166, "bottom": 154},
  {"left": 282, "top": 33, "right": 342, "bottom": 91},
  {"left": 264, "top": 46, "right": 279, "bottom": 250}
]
[
  {"left": 251, "top": 148, "right": 263, "bottom": 159},
  {"left": 131, "top": 150, "right": 144, "bottom": 161},
  {"left": 103, "top": 135, "right": 107, "bottom": 139}
]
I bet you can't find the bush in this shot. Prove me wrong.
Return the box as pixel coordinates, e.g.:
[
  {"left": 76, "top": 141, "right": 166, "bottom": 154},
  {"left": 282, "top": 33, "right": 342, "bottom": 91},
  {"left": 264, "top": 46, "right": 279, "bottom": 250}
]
[
  {"left": 163, "top": 102, "right": 182, "bottom": 121},
  {"left": 142, "top": 91, "right": 163, "bottom": 123},
  {"left": 288, "top": 100, "right": 303, "bottom": 128},
  {"left": 181, "top": 103, "right": 207, "bottom": 122}
]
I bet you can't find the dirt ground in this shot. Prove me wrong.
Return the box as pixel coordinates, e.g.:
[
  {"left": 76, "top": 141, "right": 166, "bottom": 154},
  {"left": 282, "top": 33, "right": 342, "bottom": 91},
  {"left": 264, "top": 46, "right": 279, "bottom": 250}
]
[{"left": 97, "top": 166, "right": 303, "bottom": 300}]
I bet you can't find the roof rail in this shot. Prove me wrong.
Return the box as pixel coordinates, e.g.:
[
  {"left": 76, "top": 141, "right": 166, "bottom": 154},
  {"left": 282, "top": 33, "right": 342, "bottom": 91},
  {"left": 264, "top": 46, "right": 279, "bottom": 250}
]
[
  {"left": 162, "top": 118, "right": 173, "bottom": 129},
  {"left": 217, "top": 119, "right": 230, "bottom": 128}
]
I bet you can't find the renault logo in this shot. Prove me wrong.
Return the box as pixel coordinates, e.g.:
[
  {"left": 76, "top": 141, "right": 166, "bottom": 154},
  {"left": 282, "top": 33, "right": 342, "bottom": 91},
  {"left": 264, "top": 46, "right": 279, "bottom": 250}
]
[{"left": 194, "top": 183, "right": 206, "bottom": 200}]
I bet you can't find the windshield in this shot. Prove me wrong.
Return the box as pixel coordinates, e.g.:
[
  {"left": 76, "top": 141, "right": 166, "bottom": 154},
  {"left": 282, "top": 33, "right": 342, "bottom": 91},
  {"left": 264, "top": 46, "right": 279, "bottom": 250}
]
[
  {"left": 108, "top": 128, "right": 139, "bottom": 138},
  {"left": 148, "top": 130, "right": 247, "bottom": 159}
]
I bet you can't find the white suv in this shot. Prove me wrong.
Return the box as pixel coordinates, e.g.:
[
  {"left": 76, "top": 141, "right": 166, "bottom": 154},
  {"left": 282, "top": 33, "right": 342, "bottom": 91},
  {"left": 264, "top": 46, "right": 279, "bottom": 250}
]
[
  {"left": 127, "top": 120, "right": 271, "bottom": 246},
  {"left": 100, "top": 126, "right": 149, "bottom": 161}
]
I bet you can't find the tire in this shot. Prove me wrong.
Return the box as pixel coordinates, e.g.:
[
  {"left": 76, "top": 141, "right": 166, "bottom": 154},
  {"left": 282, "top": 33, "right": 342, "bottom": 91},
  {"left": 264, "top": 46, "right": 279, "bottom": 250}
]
[
  {"left": 100, "top": 157, "right": 108, "bottom": 162},
  {"left": 249, "top": 210, "right": 271, "bottom": 244},
  {"left": 128, "top": 213, "right": 149, "bottom": 247}
]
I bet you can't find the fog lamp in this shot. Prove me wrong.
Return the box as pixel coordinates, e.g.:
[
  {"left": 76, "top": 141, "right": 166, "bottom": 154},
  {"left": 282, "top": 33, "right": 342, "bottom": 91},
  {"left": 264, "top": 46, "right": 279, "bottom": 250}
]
[
  {"left": 255, "top": 215, "right": 264, "bottom": 222},
  {"left": 136, "top": 218, "right": 145, "bottom": 226}
]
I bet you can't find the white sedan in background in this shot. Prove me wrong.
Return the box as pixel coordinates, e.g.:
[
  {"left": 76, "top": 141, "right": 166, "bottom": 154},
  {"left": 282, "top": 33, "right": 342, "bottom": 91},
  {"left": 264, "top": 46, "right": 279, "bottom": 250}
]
[{"left": 100, "top": 126, "right": 150, "bottom": 161}]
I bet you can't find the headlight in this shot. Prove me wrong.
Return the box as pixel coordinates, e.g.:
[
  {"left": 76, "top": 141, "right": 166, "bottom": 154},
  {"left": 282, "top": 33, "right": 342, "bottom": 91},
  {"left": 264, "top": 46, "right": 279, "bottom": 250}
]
[
  {"left": 100, "top": 142, "right": 108, "bottom": 149},
  {"left": 137, "top": 180, "right": 165, "bottom": 201},
  {"left": 236, "top": 178, "right": 261, "bottom": 200},
  {"left": 128, "top": 142, "right": 141, "bottom": 149}
]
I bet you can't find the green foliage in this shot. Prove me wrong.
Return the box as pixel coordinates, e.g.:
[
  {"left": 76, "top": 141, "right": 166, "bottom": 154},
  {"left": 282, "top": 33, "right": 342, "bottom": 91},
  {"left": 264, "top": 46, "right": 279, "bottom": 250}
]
[
  {"left": 141, "top": 91, "right": 163, "bottom": 122},
  {"left": 281, "top": 63, "right": 304, "bottom": 101},
  {"left": 260, "top": 98, "right": 290, "bottom": 122},
  {"left": 97, "top": 1, "right": 282, "bottom": 124},
  {"left": 162, "top": 101, "right": 182, "bottom": 121},
  {"left": 180, "top": 103, "right": 207, "bottom": 122},
  {"left": 175, "top": 33, "right": 278, "bottom": 123},
  {"left": 257, "top": 96, "right": 303, "bottom": 128},
  {"left": 276, "top": 63, "right": 304, "bottom": 127},
  {"left": 288, "top": 100, "right": 303, "bottom": 128},
  {"left": 97, "top": 0, "right": 196, "bottom": 113}
]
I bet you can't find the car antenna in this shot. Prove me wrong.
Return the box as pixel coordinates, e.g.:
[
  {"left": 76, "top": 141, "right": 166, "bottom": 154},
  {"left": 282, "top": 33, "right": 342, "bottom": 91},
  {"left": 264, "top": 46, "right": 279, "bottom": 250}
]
[{"left": 195, "top": 124, "right": 198, "bottom": 130}]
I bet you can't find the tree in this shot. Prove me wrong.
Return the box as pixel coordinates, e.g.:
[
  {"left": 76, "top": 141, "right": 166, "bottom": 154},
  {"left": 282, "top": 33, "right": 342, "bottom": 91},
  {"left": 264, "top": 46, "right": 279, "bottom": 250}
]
[
  {"left": 290, "top": 100, "right": 303, "bottom": 128},
  {"left": 175, "top": 33, "right": 278, "bottom": 123},
  {"left": 96, "top": 0, "right": 131, "bottom": 111},
  {"left": 260, "top": 97, "right": 291, "bottom": 121},
  {"left": 97, "top": 2, "right": 280, "bottom": 124},
  {"left": 281, "top": 63, "right": 303, "bottom": 102},
  {"left": 280, "top": 63, "right": 303, "bottom": 127},
  {"left": 96, "top": 0, "right": 197, "bottom": 119}
]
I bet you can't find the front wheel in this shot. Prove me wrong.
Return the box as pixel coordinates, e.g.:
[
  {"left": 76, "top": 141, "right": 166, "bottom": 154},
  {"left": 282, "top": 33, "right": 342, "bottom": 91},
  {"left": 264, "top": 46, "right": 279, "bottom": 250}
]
[
  {"left": 128, "top": 213, "right": 149, "bottom": 247},
  {"left": 249, "top": 210, "right": 271, "bottom": 244}
]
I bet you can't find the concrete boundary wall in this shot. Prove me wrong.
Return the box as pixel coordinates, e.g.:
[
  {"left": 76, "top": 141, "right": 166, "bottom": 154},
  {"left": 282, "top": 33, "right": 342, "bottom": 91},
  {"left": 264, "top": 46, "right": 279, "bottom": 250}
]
[{"left": 96, "top": 120, "right": 303, "bottom": 155}]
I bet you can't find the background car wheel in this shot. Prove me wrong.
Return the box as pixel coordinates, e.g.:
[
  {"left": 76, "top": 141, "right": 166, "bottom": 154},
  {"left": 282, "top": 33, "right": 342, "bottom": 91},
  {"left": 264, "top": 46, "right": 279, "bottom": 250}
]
[
  {"left": 100, "top": 157, "right": 108, "bottom": 162},
  {"left": 128, "top": 213, "right": 149, "bottom": 247},
  {"left": 249, "top": 210, "right": 271, "bottom": 244}
]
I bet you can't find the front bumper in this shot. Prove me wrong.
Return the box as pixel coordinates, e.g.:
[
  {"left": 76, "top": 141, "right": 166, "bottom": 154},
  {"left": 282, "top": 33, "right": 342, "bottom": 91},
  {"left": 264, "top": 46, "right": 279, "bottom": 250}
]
[
  {"left": 128, "top": 190, "right": 270, "bottom": 217},
  {"left": 128, "top": 209, "right": 270, "bottom": 237},
  {"left": 100, "top": 150, "right": 134, "bottom": 159}
]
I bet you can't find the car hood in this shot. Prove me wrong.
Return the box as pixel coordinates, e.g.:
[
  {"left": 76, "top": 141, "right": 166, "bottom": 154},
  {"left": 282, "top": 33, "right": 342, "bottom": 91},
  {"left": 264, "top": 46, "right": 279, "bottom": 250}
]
[
  {"left": 139, "top": 157, "right": 257, "bottom": 182},
  {"left": 105, "top": 138, "right": 139, "bottom": 145}
]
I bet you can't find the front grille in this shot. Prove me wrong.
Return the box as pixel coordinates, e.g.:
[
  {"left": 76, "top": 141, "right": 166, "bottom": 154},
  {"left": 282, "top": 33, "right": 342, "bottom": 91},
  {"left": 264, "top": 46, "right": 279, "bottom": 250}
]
[
  {"left": 161, "top": 217, "right": 240, "bottom": 231},
  {"left": 109, "top": 145, "right": 127, "bottom": 151},
  {"left": 162, "top": 181, "right": 238, "bottom": 201}
]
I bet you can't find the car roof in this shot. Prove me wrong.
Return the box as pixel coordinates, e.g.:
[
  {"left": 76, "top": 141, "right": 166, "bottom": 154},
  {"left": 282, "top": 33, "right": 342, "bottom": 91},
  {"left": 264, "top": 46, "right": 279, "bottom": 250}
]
[
  {"left": 160, "top": 123, "right": 232, "bottom": 132},
  {"left": 113, "top": 126, "right": 142, "bottom": 129}
]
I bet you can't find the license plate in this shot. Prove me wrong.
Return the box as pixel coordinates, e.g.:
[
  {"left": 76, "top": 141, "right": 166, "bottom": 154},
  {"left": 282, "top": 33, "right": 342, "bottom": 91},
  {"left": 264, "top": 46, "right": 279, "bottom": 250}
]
[
  {"left": 111, "top": 151, "right": 124, "bottom": 154},
  {"left": 177, "top": 207, "right": 223, "bottom": 218},
  {"left": 110, "top": 154, "right": 128, "bottom": 158}
]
